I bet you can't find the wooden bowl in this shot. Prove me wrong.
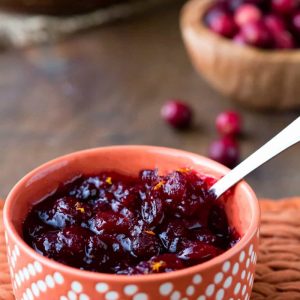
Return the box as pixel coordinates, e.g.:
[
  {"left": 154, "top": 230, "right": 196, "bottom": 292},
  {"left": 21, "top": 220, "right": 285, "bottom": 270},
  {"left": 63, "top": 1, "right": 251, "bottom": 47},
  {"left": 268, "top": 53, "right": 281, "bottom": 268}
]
[
  {"left": 0, "top": 0, "right": 126, "bottom": 15},
  {"left": 3, "top": 146, "right": 259, "bottom": 300},
  {"left": 180, "top": 0, "right": 300, "bottom": 110}
]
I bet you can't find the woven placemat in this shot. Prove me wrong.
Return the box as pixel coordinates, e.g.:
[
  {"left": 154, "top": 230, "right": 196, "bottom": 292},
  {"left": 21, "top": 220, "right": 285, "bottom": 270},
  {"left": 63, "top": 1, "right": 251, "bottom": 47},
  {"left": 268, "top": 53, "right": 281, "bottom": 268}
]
[
  {"left": 1, "top": 198, "right": 300, "bottom": 299},
  {"left": 0, "top": 0, "right": 172, "bottom": 48}
]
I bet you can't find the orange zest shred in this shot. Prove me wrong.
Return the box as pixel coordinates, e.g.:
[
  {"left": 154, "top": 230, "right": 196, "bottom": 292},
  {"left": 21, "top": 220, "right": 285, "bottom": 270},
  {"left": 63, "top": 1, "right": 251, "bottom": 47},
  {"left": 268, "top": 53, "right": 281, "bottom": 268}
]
[
  {"left": 151, "top": 261, "right": 166, "bottom": 272},
  {"left": 105, "top": 177, "right": 112, "bottom": 185},
  {"left": 145, "top": 230, "right": 155, "bottom": 236},
  {"left": 177, "top": 167, "right": 191, "bottom": 173},
  {"left": 75, "top": 202, "right": 85, "bottom": 213},
  {"left": 154, "top": 181, "right": 164, "bottom": 190}
]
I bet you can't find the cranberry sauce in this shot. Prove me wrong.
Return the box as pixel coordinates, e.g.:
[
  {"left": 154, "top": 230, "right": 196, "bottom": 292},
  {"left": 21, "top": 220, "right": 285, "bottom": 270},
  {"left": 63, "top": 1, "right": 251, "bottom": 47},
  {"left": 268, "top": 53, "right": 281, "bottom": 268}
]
[{"left": 23, "top": 169, "right": 240, "bottom": 275}]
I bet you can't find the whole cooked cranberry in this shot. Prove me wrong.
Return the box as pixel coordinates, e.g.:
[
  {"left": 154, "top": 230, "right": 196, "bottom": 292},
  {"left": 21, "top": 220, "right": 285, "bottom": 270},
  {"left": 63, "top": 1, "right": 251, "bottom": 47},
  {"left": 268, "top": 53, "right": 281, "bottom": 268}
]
[
  {"left": 111, "top": 181, "right": 139, "bottom": 209},
  {"left": 274, "top": 30, "right": 295, "bottom": 48},
  {"left": 84, "top": 235, "right": 110, "bottom": 270},
  {"left": 264, "top": 14, "right": 286, "bottom": 32},
  {"left": 292, "top": 11, "right": 300, "bottom": 34},
  {"left": 141, "top": 197, "right": 164, "bottom": 227},
  {"left": 88, "top": 211, "right": 130, "bottom": 234},
  {"left": 234, "top": 4, "right": 262, "bottom": 26},
  {"left": 33, "top": 230, "right": 60, "bottom": 258},
  {"left": 240, "top": 20, "right": 273, "bottom": 47},
  {"left": 162, "top": 171, "right": 187, "bottom": 205},
  {"left": 177, "top": 241, "right": 221, "bottom": 265},
  {"left": 208, "top": 137, "right": 239, "bottom": 169},
  {"left": 272, "top": 0, "right": 298, "bottom": 15},
  {"left": 58, "top": 226, "right": 90, "bottom": 259},
  {"left": 131, "top": 231, "right": 162, "bottom": 260},
  {"left": 206, "top": 10, "right": 238, "bottom": 38},
  {"left": 37, "top": 197, "right": 91, "bottom": 229},
  {"left": 176, "top": 194, "right": 204, "bottom": 217},
  {"left": 159, "top": 220, "right": 190, "bottom": 253},
  {"left": 23, "top": 213, "right": 53, "bottom": 240},
  {"left": 161, "top": 100, "right": 192, "bottom": 129},
  {"left": 216, "top": 111, "right": 242, "bottom": 136},
  {"left": 34, "top": 226, "right": 90, "bottom": 267},
  {"left": 69, "top": 176, "right": 102, "bottom": 201}
]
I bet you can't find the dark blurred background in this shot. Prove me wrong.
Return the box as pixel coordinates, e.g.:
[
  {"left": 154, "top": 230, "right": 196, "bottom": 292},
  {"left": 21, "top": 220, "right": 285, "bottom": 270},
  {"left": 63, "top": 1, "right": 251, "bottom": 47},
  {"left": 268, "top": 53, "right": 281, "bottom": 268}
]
[{"left": 0, "top": 0, "right": 298, "bottom": 199}]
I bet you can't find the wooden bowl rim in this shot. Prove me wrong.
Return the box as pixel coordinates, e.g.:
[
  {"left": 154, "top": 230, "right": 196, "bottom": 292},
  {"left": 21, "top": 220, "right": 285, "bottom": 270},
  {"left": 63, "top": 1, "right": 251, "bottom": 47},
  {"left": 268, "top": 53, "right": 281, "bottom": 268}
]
[{"left": 180, "top": 0, "right": 300, "bottom": 61}]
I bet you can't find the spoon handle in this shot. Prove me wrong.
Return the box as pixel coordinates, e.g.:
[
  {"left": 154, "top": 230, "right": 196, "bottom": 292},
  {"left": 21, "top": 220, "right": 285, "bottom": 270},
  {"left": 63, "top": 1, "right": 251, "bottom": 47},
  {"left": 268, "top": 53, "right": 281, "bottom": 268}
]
[{"left": 210, "top": 117, "right": 300, "bottom": 199}]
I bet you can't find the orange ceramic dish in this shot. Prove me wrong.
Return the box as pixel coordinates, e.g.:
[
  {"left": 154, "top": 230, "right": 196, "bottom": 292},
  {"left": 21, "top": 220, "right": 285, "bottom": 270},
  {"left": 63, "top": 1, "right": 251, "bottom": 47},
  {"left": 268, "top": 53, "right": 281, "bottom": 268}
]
[{"left": 3, "top": 146, "right": 260, "bottom": 300}]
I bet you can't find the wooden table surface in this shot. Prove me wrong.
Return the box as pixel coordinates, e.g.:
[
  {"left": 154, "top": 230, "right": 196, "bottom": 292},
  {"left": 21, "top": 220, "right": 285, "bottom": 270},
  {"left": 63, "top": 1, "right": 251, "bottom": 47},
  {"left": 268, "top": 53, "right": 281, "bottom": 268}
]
[{"left": 0, "top": 1, "right": 299, "bottom": 199}]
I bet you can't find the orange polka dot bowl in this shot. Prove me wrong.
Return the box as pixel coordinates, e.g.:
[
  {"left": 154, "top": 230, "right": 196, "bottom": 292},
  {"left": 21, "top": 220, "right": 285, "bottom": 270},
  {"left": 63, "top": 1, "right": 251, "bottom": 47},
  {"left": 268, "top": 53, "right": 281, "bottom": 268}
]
[{"left": 3, "top": 146, "right": 260, "bottom": 300}]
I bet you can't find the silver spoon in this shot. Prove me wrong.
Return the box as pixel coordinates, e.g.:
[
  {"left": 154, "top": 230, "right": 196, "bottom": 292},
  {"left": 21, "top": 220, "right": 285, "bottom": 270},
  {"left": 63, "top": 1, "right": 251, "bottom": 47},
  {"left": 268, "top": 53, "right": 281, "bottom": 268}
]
[{"left": 209, "top": 117, "right": 300, "bottom": 198}]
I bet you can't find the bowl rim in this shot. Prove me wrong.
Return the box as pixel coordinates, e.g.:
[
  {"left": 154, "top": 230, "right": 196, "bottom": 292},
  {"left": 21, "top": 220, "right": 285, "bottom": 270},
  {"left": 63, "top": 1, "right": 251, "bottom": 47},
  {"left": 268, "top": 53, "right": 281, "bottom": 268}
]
[
  {"left": 4, "top": 145, "right": 260, "bottom": 283},
  {"left": 181, "top": 0, "right": 300, "bottom": 60}
]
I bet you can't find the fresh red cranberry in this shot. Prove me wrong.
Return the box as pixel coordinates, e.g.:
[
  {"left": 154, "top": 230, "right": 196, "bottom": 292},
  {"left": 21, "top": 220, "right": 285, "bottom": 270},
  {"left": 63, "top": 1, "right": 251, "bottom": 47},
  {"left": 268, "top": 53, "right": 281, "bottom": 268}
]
[
  {"left": 216, "top": 111, "right": 242, "bottom": 136},
  {"left": 274, "top": 30, "right": 295, "bottom": 48},
  {"left": 292, "top": 11, "right": 300, "bottom": 34},
  {"left": 207, "top": 11, "right": 238, "bottom": 38},
  {"left": 233, "top": 33, "right": 248, "bottom": 45},
  {"left": 208, "top": 137, "right": 239, "bottom": 168},
  {"left": 234, "top": 4, "right": 262, "bottom": 26},
  {"left": 161, "top": 100, "right": 192, "bottom": 129},
  {"left": 228, "top": 0, "right": 245, "bottom": 11},
  {"left": 240, "top": 20, "right": 273, "bottom": 47},
  {"left": 272, "top": 0, "right": 298, "bottom": 15},
  {"left": 264, "top": 14, "right": 286, "bottom": 32}
]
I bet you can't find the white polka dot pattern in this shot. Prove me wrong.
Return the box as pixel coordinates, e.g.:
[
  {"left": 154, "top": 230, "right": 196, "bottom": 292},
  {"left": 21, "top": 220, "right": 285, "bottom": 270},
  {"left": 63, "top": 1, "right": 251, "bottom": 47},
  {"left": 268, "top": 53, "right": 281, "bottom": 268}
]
[
  {"left": 124, "top": 284, "right": 138, "bottom": 295},
  {"left": 193, "top": 274, "right": 202, "bottom": 284},
  {"left": 133, "top": 293, "right": 148, "bottom": 300},
  {"left": 96, "top": 283, "right": 109, "bottom": 293},
  {"left": 159, "top": 283, "right": 173, "bottom": 296},
  {"left": 105, "top": 291, "right": 119, "bottom": 300},
  {"left": 170, "top": 291, "right": 181, "bottom": 300}
]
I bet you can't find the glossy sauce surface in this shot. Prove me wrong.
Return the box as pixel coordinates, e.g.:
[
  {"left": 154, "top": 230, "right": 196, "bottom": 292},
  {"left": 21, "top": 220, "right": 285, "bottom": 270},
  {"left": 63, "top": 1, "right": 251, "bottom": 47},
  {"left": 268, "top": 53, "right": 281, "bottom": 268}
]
[{"left": 23, "top": 169, "right": 239, "bottom": 275}]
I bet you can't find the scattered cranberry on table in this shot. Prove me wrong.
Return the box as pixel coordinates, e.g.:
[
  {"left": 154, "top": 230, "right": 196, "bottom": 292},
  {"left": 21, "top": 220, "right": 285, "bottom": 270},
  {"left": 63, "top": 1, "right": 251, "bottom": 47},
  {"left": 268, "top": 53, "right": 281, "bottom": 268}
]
[
  {"left": 204, "top": 0, "right": 300, "bottom": 49},
  {"left": 208, "top": 111, "right": 242, "bottom": 168},
  {"left": 216, "top": 111, "right": 242, "bottom": 136},
  {"left": 208, "top": 137, "right": 240, "bottom": 168},
  {"left": 161, "top": 100, "right": 193, "bottom": 129},
  {"left": 23, "top": 169, "right": 239, "bottom": 275}
]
